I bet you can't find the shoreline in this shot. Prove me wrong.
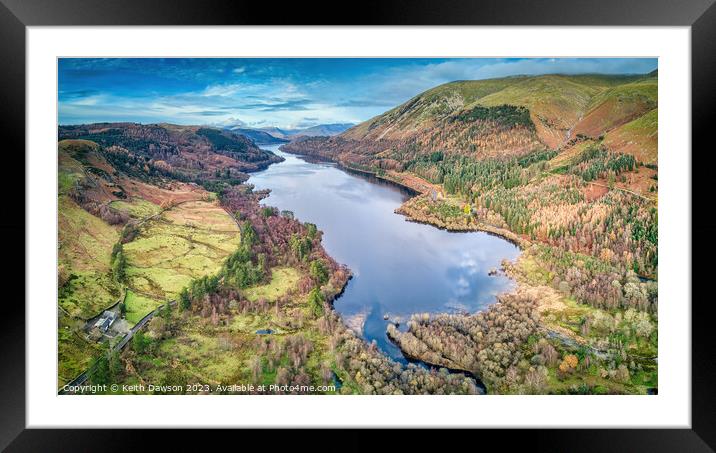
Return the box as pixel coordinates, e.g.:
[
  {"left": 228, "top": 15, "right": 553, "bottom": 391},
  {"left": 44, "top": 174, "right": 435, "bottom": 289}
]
[
  {"left": 270, "top": 145, "right": 658, "bottom": 394},
  {"left": 278, "top": 145, "right": 529, "bottom": 391},
  {"left": 278, "top": 146, "right": 422, "bottom": 196},
  {"left": 394, "top": 200, "right": 530, "bottom": 250},
  {"left": 278, "top": 145, "right": 530, "bottom": 249},
  {"left": 280, "top": 147, "right": 531, "bottom": 249}
]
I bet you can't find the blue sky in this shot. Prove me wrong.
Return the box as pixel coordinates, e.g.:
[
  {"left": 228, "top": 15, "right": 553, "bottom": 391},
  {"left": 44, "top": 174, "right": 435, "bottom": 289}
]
[{"left": 58, "top": 58, "right": 657, "bottom": 128}]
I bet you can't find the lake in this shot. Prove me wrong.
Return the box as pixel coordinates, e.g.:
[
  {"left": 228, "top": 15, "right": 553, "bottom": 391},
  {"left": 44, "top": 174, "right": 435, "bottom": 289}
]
[{"left": 250, "top": 145, "right": 520, "bottom": 362}]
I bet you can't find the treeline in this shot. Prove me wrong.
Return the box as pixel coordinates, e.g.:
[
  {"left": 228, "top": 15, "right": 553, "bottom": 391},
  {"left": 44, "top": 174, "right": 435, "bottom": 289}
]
[
  {"left": 222, "top": 223, "right": 266, "bottom": 288},
  {"left": 406, "top": 146, "right": 657, "bottom": 276},
  {"left": 453, "top": 104, "right": 534, "bottom": 130},
  {"left": 176, "top": 185, "right": 348, "bottom": 320},
  {"left": 509, "top": 245, "right": 658, "bottom": 313},
  {"left": 387, "top": 291, "right": 540, "bottom": 392},
  {"left": 568, "top": 144, "right": 637, "bottom": 182},
  {"left": 59, "top": 125, "right": 171, "bottom": 158},
  {"left": 196, "top": 128, "right": 249, "bottom": 154},
  {"left": 110, "top": 243, "right": 127, "bottom": 283},
  {"left": 386, "top": 285, "right": 656, "bottom": 394},
  {"left": 321, "top": 312, "right": 481, "bottom": 394},
  {"left": 408, "top": 150, "right": 554, "bottom": 194}
]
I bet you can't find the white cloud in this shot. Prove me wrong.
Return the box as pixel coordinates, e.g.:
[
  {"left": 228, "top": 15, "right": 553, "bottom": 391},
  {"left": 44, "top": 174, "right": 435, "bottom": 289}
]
[
  {"left": 59, "top": 58, "right": 657, "bottom": 127},
  {"left": 210, "top": 117, "right": 246, "bottom": 127},
  {"left": 201, "top": 83, "right": 245, "bottom": 97}
]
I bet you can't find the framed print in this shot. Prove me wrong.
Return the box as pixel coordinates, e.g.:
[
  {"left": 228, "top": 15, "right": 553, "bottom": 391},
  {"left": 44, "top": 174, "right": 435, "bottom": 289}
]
[{"left": 3, "top": 0, "right": 715, "bottom": 449}]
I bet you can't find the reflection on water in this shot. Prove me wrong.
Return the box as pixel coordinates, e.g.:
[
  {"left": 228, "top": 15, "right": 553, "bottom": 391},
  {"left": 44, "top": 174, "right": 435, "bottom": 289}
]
[{"left": 250, "top": 145, "right": 520, "bottom": 361}]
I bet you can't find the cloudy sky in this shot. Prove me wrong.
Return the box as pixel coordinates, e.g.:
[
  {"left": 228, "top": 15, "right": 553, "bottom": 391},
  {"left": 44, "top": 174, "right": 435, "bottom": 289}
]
[{"left": 58, "top": 58, "right": 657, "bottom": 128}]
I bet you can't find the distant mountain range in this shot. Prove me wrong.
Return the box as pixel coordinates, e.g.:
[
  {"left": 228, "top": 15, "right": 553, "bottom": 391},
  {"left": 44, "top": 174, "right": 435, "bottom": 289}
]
[
  {"left": 226, "top": 123, "right": 354, "bottom": 144},
  {"left": 228, "top": 128, "right": 289, "bottom": 145}
]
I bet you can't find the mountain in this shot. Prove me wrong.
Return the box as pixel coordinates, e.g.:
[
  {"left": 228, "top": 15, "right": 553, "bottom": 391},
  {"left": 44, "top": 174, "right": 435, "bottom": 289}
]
[
  {"left": 253, "top": 123, "right": 355, "bottom": 140},
  {"left": 294, "top": 123, "right": 355, "bottom": 137},
  {"left": 255, "top": 126, "right": 292, "bottom": 140},
  {"left": 59, "top": 123, "right": 283, "bottom": 186},
  {"left": 228, "top": 127, "right": 289, "bottom": 144},
  {"left": 284, "top": 72, "right": 657, "bottom": 166}
]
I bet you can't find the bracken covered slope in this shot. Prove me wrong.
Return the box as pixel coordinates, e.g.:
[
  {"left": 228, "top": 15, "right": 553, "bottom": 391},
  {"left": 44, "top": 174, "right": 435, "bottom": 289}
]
[
  {"left": 59, "top": 123, "right": 283, "bottom": 186},
  {"left": 284, "top": 72, "right": 657, "bottom": 166}
]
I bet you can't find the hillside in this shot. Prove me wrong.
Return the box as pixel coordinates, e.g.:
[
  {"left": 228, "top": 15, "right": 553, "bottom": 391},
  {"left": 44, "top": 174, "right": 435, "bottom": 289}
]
[
  {"left": 286, "top": 72, "right": 657, "bottom": 164},
  {"left": 228, "top": 127, "right": 289, "bottom": 145},
  {"left": 59, "top": 123, "right": 283, "bottom": 188},
  {"left": 282, "top": 73, "right": 659, "bottom": 394},
  {"left": 295, "top": 123, "right": 354, "bottom": 137},
  {"left": 283, "top": 72, "right": 658, "bottom": 280},
  {"left": 58, "top": 137, "right": 211, "bottom": 385},
  {"left": 56, "top": 125, "right": 284, "bottom": 387},
  {"left": 255, "top": 123, "right": 354, "bottom": 140}
]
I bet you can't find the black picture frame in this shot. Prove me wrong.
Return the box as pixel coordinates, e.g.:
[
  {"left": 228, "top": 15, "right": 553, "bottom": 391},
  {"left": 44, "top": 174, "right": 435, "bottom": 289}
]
[{"left": 2, "top": 0, "right": 714, "bottom": 450}]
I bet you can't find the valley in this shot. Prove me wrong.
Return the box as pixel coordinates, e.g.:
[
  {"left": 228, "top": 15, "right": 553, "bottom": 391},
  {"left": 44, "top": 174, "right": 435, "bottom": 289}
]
[{"left": 57, "top": 69, "right": 658, "bottom": 395}]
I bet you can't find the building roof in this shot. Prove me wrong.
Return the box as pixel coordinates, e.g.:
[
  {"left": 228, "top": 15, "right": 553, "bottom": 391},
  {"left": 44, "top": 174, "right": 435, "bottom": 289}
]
[{"left": 93, "top": 310, "right": 118, "bottom": 329}]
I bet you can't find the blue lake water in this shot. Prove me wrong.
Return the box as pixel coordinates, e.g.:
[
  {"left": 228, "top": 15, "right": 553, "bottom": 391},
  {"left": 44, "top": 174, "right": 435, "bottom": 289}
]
[{"left": 250, "top": 145, "right": 520, "bottom": 361}]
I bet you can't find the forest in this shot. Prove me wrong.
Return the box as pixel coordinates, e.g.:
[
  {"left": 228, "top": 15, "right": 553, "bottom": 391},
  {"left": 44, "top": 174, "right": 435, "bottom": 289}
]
[{"left": 404, "top": 143, "right": 657, "bottom": 277}]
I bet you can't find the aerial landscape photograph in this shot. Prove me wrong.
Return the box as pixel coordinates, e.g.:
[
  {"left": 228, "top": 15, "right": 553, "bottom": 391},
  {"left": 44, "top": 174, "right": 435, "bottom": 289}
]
[{"left": 57, "top": 57, "right": 658, "bottom": 395}]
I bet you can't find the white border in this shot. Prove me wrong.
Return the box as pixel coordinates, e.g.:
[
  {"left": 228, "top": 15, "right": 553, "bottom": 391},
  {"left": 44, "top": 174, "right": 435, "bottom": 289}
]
[{"left": 27, "top": 26, "right": 690, "bottom": 428}]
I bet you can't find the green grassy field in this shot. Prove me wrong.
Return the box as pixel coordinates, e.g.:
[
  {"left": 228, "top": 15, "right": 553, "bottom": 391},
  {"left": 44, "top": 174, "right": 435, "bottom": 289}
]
[
  {"left": 123, "top": 201, "right": 241, "bottom": 302},
  {"left": 124, "top": 309, "right": 338, "bottom": 393},
  {"left": 243, "top": 267, "right": 301, "bottom": 302},
  {"left": 604, "top": 108, "right": 658, "bottom": 164},
  {"left": 58, "top": 196, "right": 121, "bottom": 319},
  {"left": 478, "top": 75, "right": 599, "bottom": 127},
  {"left": 126, "top": 311, "right": 271, "bottom": 389},
  {"left": 59, "top": 271, "right": 121, "bottom": 320},
  {"left": 58, "top": 167, "right": 84, "bottom": 195},
  {"left": 584, "top": 77, "right": 657, "bottom": 112},
  {"left": 109, "top": 198, "right": 162, "bottom": 219},
  {"left": 124, "top": 290, "right": 163, "bottom": 325},
  {"left": 58, "top": 140, "right": 97, "bottom": 195},
  {"left": 115, "top": 261, "right": 344, "bottom": 394}
]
